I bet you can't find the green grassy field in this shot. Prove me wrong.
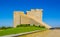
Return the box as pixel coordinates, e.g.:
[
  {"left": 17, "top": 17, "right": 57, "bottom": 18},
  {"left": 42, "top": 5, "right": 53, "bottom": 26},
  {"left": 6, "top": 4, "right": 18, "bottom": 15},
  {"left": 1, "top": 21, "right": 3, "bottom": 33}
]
[{"left": 0, "top": 26, "right": 46, "bottom": 36}]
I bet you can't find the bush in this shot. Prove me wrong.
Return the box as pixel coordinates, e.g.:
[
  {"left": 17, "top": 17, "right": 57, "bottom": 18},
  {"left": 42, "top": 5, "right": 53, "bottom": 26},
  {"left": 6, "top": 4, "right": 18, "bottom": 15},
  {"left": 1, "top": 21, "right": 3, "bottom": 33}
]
[
  {"left": 25, "top": 24, "right": 30, "bottom": 27},
  {"left": 17, "top": 24, "right": 31, "bottom": 27},
  {"left": 0, "top": 26, "right": 7, "bottom": 30},
  {"left": 16, "top": 24, "right": 45, "bottom": 28},
  {"left": 0, "top": 27, "right": 1, "bottom": 29},
  {"left": 38, "top": 25, "right": 40, "bottom": 27},
  {"left": 0, "top": 26, "right": 13, "bottom": 30},
  {"left": 33, "top": 24, "right": 35, "bottom": 26},
  {"left": 27, "top": 24, "right": 30, "bottom": 26},
  {"left": 7, "top": 27, "right": 13, "bottom": 29},
  {"left": 17, "top": 25, "right": 21, "bottom": 27},
  {"left": 40, "top": 26, "right": 45, "bottom": 28}
]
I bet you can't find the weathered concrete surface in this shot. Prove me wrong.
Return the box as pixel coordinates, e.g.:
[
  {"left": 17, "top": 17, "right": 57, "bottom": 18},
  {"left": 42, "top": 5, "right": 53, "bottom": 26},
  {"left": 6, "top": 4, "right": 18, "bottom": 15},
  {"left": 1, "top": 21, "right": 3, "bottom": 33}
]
[{"left": 19, "top": 29, "right": 60, "bottom": 37}]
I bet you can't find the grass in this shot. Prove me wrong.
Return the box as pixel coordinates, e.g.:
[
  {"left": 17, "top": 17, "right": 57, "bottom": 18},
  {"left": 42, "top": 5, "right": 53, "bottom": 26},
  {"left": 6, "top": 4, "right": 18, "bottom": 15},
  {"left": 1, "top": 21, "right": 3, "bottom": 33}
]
[{"left": 0, "top": 26, "right": 46, "bottom": 36}]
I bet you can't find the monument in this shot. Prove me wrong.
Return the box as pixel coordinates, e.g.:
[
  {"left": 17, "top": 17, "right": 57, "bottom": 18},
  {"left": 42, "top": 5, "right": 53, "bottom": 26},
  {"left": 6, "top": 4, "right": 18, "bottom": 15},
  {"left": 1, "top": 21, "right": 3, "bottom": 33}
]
[{"left": 13, "top": 9, "right": 51, "bottom": 29}]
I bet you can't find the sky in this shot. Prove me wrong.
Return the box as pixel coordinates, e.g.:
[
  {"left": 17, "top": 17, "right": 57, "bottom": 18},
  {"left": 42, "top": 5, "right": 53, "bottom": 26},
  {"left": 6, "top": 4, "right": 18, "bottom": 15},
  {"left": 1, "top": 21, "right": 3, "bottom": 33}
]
[{"left": 0, "top": 0, "right": 60, "bottom": 27}]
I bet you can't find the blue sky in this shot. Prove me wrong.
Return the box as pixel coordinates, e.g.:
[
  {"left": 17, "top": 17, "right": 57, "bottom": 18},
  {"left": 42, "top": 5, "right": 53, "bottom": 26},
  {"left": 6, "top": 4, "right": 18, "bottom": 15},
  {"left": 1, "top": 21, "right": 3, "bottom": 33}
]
[{"left": 0, "top": 0, "right": 60, "bottom": 27}]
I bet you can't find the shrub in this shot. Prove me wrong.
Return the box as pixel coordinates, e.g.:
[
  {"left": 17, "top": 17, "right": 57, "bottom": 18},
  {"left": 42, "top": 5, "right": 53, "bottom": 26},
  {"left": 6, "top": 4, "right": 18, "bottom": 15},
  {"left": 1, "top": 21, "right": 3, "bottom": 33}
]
[
  {"left": 25, "top": 24, "right": 30, "bottom": 27},
  {"left": 17, "top": 25, "right": 21, "bottom": 27},
  {"left": 40, "top": 26, "right": 45, "bottom": 28},
  {"left": 7, "top": 27, "right": 13, "bottom": 29},
  {"left": 16, "top": 24, "right": 45, "bottom": 28},
  {"left": 0, "top": 26, "right": 13, "bottom": 30},
  {"left": 17, "top": 24, "right": 31, "bottom": 27},
  {"left": 38, "top": 25, "right": 40, "bottom": 27},
  {"left": 33, "top": 24, "right": 35, "bottom": 26},
  {"left": 26, "top": 24, "right": 30, "bottom": 26},
  {"left": 0, "top": 27, "right": 1, "bottom": 28},
  {"left": 0, "top": 26, "right": 7, "bottom": 30}
]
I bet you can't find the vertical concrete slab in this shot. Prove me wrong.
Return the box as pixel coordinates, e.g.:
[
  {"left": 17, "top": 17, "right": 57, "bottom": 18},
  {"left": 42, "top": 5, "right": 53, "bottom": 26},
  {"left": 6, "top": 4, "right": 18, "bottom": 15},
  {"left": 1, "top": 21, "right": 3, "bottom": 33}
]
[{"left": 13, "top": 11, "right": 24, "bottom": 27}]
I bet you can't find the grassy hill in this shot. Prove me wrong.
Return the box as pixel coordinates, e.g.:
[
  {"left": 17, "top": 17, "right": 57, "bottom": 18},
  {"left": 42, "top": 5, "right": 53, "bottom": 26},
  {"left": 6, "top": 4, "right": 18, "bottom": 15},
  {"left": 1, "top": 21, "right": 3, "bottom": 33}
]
[{"left": 0, "top": 26, "right": 46, "bottom": 36}]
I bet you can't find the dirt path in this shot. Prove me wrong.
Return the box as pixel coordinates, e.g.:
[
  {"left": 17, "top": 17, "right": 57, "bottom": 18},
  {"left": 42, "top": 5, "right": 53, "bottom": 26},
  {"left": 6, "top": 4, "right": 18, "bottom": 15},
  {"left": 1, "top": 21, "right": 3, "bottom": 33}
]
[{"left": 18, "top": 29, "right": 60, "bottom": 37}]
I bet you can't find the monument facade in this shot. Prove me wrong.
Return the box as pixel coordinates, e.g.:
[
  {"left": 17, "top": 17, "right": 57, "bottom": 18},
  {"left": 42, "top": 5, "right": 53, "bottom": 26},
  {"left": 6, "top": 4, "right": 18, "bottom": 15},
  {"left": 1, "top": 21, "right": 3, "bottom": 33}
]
[{"left": 13, "top": 9, "right": 51, "bottom": 28}]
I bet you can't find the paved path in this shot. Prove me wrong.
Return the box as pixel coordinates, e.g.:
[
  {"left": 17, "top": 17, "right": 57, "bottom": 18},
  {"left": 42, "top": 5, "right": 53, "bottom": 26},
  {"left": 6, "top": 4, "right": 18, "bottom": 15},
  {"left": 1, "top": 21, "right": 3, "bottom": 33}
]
[{"left": 19, "top": 29, "right": 60, "bottom": 37}]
